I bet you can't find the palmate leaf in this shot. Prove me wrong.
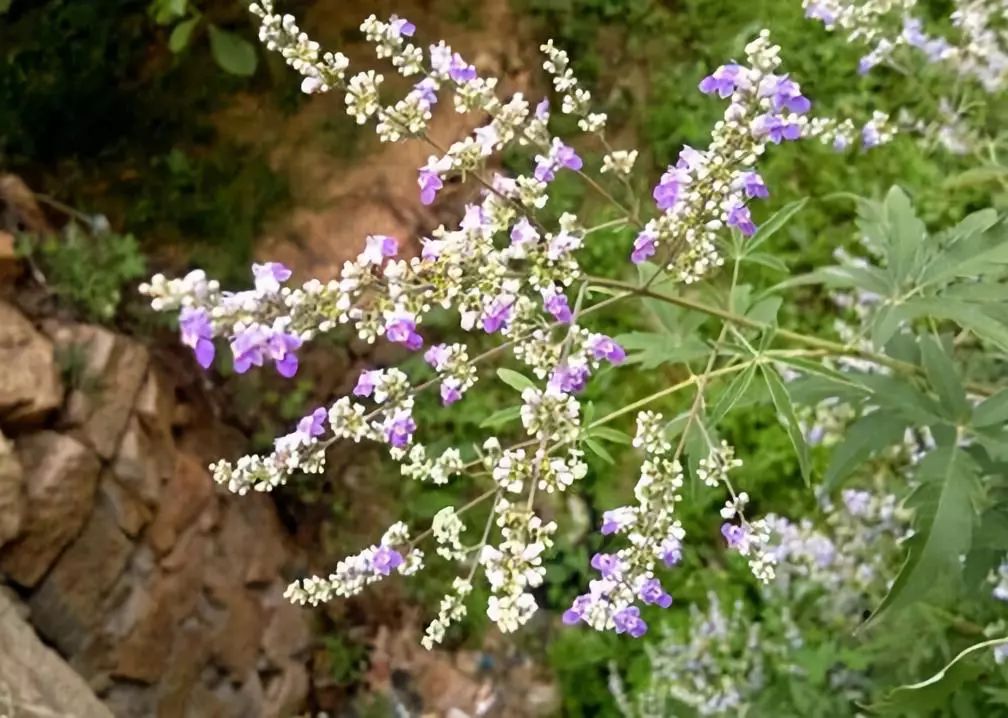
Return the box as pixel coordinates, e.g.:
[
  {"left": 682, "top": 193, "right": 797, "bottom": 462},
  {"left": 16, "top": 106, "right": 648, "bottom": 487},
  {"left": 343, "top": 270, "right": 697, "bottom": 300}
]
[
  {"left": 898, "top": 298, "right": 1008, "bottom": 352},
  {"left": 918, "top": 335, "right": 970, "bottom": 422},
  {"left": 867, "top": 638, "right": 1007, "bottom": 714},
  {"left": 744, "top": 197, "right": 808, "bottom": 253},
  {"left": 864, "top": 445, "right": 981, "bottom": 628},
  {"left": 974, "top": 389, "right": 1008, "bottom": 428},
  {"left": 823, "top": 409, "right": 909, "bottom": 491},
  {"left": 760, "top": 364, "right": 811, "bottom": 485},
  {"left": 613, "top": 332, "right": 709, "bottom": 370},
  {"left": 881, "top": 186, "right": 927, "bottom": 284}
]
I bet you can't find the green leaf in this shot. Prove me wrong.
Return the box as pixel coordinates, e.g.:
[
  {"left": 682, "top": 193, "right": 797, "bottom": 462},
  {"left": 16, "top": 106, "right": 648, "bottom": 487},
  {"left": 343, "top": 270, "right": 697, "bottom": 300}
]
[
  {"left": 918, "top": 335, "right": 969, "bottom": 421},
  {"left": 479, "top": 406, "right": 521, "bottom": 428},
  {"left": 823, "top": 410, "right": 908, "bottom": 491},
  {"left": 942, "top": 165, "right": 1008, "bottom": 190},
  {"left": 746, "top": 296, "right": 782, "bottom": 325},
  {"left": 742, "top": 251, "right": 789, "bottom": 273},
  {"left": 584, "top": 438, "right": 615, "bottom": 465},
  {"left": 864, "top": 445, "right": 980, "bottom": 627},
  {"left": 883, "top": 186, "right": 926, "bottom": 284},
  {"left": 709, "top": 361, "right": 759, "bottom": 425},
  {"left": 771, "top": 264, "right": 892, "bottom": 296},
  {"left": 899, "top": 298, "right": 1008, "bottom": 352},
  {"left": 761, "top": 364, "right": 811, "bottom": 485},
  {"left": 207, "top": 25, "right": 258, "bottom": 76},
  {"left": 745, "top": 197, "right": 808, "bottom": 252},
  {"left": 772, "top": 357, "right": 872, "bottom": 405},
  {"left": 921, "top": 221, "right": 1008, "bottom": 286},
  {"left": 858, "top": 373, "right": 946, "bottom": 425},
  {"left": 169, "top": 16, "right": 200, "bottom": 53},
  {"left": 613, "top": 332, "right": 709, "bottom": 370},
  {"left": 868, "top": 638, "right": 1006, "bottom": 713},
  {"left": 0, "top": 0, "right": 12, "bottom": 14},
  {"left": 589, "top": 427, "right": 632, "bottom": 444},
  {"left": 151, "top": 0, "right": 188, "bottom": 24},
  {"left": 974, "top": 390, "right": 1008, "bottom": 429},
  {"left": 496, "top": 368, "right": 537, "bottom": 393}
]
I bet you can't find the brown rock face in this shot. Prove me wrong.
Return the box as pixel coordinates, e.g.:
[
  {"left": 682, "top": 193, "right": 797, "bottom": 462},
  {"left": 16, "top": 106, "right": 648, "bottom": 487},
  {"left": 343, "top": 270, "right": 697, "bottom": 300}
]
[
  {"left": 0, "top": 431, "right": 24, "bottom": 546},
  {"left": 0, "top": 588, "right": 113, "bottom": 718},
  {"left": 0, "top": 302, "right": 63, "bottom": 427},
  {"left": 28, "top": 500, "right": 133, "bottom": 657},
  {"left": 0, "top": 431, "right": 101, "bottom": 586},
  {"left": 52, "top": 323, "right": 150, "bottom": 459},
  {"left": 0, "top": 229, "right": 20, "bottom": 282}
]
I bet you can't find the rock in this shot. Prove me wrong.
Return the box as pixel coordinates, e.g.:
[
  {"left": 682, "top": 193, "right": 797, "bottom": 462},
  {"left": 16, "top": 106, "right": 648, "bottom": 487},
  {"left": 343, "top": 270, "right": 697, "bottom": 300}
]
[
  {"left": 209, "top": 589, "right": 263, "bottom": 679},
  {"left": 28, "top": 499, "right": 132, "bottom": 657},
  {"left": 0, "top": 301, "right": 62, "bottom": 427},
  {"left": 260, "top": 583, "right": 312, "bottom": 668},
  {"left": 0, "top": 430, "right": 24, "bottom": 546},
  {"left": 0, "top": 229, "right": 20, "bottom": 281},
  {"left": 112, "top": 414, "right": 169, "bottom": 507},
  {"left": 0, "top": 589, "right": 113, "bottom": 718},
  {"left": 0, "top": 431, "right": 101, "bottom": 586},
  {"left": 53, "top": 323, "right": 150, "bottom": 459},
  {"left": 263, "top": 662, "right": 310, "bottom": 718},
  {"left": 133, "top": 367, "right": 177, "bottom": 482},
  {"left": 146, "top": 452, "right": 214, "bottom": 554},
  {"left": 99, "top": 472, "right": 153, "bottom": 537}
]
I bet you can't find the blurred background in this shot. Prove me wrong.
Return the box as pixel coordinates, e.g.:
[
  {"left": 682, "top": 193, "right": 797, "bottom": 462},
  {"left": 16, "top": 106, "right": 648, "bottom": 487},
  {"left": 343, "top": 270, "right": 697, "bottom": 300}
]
[{"left": 0, "top": 0, "right": 1005, "bottom": 716}]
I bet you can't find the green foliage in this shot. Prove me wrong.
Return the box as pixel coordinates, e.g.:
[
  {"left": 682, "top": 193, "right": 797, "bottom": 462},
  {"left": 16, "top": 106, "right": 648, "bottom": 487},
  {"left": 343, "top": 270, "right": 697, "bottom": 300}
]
[{"left": 16, "top": 223, "right": 146, "bottom": 321}]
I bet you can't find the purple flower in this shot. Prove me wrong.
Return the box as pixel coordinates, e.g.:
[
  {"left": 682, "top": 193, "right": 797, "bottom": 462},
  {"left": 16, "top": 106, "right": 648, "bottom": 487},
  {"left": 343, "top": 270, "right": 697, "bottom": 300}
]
[
  {"left": 760, "top": 75, "right": 811, "bottom": 114},
  {"left": 179, "top": 307, "right": 215, "bottom": 369},
  {"left": 388, "top": 14, "right": 415, "bottom": 38},
  {"left": 544, "top": 292, "right": 572, "bottom": 324},
  {"left": 652, "top": 166, "right": 689, "bottom": 210},
  {"left": 858, "top": 54, "right": 879, "bottom": 75},
  {"left": 805, "top": 424, "right": 826, "bottom": 446},
  {"left": 842, "top": 489, "right": 872, "bottom": 517},
  {"left": 562, "top": 594, "right": 591, "bottom": 625},
  {"left": 613, "top": 606, "right": 647, "bottom": 638},
  {"left": 534, "top": 139, "right": 583, "bottom": 183},
  {"left": 862, "top": 122, "right": 881, "bottom": 148},
  {"left": 676, "top": 145, "right": 704, "bottom": 170},
  {"left": 660, "top": 536, "right": 683, "bottom": 567},
  {"left": 448, "top": 52, "right": 477, "bottom": 83},
  {"left": 353, "top": 369, "right": 381, "bottom": 397},
  {"left": 739, "top": 171, "right": 768, "bottom": 199},
  {"left": 412, "top": 78, "right": 439, "bottom": 106},
  {"left": 601, "top": 508, "right": 635, "bottom": 536},
  {"left": 805, "top": 2, "right": 835, "bottom": 24},
  {"left": 361, "top": 235, "right": 398, "bottom": 266},
  {"left": 510, "top": 217, "right": 539, "bottom": 247},
  {"left": 418, "top": 156, "right": 449, "bottom": 205},
  {"left": 372, "top": 545, "right": 404, "bottom": 575},
  {"left": 727, "top": 204, "right": 756, "bottom": 236},
  {"left": 296, "top": 406, "right": 328, "bottom": 442},
  {"left": 587, "top": 334, "right": 626, "bottom": 364},
  {"left": 440, "top": 380, "right": 463, "bottom": 406},
  {"left": 424, "top": 343, "right": 451, "bottom": 370},
  {"left": 699, "top": 63, "right": 742, "bottom": 98},
  {"left": 535, "top": 98, "right": 550, "bottom": 121},
  {"left": 386, "top": 314, "right": 423, "bottom": 350},
  {"left": 638, "top": 578, "right": 673, "bottom": 608},
  {"left": 590, "top": 552, "right": 622, "bottom": 579},
  {"left": 631, "top": 229, "right": 657, "bottom": 264},
  {"left": 481, "top": 297, "right": 513, "bottom": 334},
  {"left": 753, "top": 114, "right": 802, "bottom": 144},
  {"left": 548, "top": 363, "right": 590, "bottom": 394},
  {"left": 252, "top": 261, "right": 292, "bottom": 293},
  {"left": 721, "top": 522, "right": 748, "bottom": 549},
  {"left": 230, "top": 325, "right": 302, "bottom": 378},
  {"left": 384, "top": 411, "right": 416, "bottom": 449}
]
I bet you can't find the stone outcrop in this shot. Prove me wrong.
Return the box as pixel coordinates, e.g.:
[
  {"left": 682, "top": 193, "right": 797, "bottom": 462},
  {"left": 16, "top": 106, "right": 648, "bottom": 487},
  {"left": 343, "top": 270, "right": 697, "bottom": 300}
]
[
  {"left": 0, "top": 309, "right": 312, "bottom": 717},
  {"left": 0, "top": 301, "right": 62, "bottom": 427},
  {"left": 0, "top": 588, "right": 113, "bottom": 718}
]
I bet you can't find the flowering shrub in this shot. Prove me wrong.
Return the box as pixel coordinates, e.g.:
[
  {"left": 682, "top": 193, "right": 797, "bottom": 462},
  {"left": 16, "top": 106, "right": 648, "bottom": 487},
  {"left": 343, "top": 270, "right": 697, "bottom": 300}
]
[{"left": 141, "top": 0, "right": 1008, "bottom": 706}]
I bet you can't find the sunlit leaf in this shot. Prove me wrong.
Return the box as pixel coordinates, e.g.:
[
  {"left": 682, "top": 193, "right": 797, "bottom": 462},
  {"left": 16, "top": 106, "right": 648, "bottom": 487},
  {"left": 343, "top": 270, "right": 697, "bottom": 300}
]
[{"left": 496, "top": 368, "right": 537, "bottom": 392}]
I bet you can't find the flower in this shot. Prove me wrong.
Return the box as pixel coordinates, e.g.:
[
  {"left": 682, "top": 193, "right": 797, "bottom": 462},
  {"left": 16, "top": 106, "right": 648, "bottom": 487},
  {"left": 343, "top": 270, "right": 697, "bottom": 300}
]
[
  {"left": 353, "top": 369, "right": 381, "bottom": 397},
  {"left": 372, "top": 545, "right": 404, "bottom": 575},
  {"left": 179, "top": 307, "right": 215, "bottom": 369},
  {"left": 424, "top": 344, "right": 452, "bottom": 370},
  {"left": 590, "top": 552, "right": 622, "bottom": 579},
  {"left": 388, "top": 14, "right": 415, "bottom": 38},
  {"left": 562, "top": 594, "right": 591, "bottom": 625},
  {"left": 383, "top": 411, "right": 417, "bottom": 448},
  {"left": 586, "top": 334, "right": 626, "bottom": 364},
  {"left": 727, "top": 204, "right": 757, "bottom": 236},
  {"left": 440, "top": 380, "right": 463, "bottom": 405},
  {"left": 544, "top": 292, "right": 572, "bottom": 323},
  {"left": 631, "top": 228, "right": 658, "bottom": 264},
  {"left": 418, "top": 155, "right": 451, "bottom": 205},
  {"left": 252, "top": 261, "right": 293, "bottom": 293},
  {"left": 230, "top": 324, "right": 301, "bottom": 377},
  {"left": 448, "top": 52, "right": 477, "bottom": 82},
  {"left": 481, "top": 297, "right": 513, "bottom": 333},
  {"left": 760, "top": 75, "right": 811, "bottom": 114},
  {"left": 738, "top": 171, "right": 768, "bottom": 199},
  {"left": 385, "top": 314, "right": 423, "bottom": 350},
  {"left": 510, "top": 217, "right": 539, "bottom": 247},
  {"left": 296, "top": 407, "right": 328, "bottom": 442},
  {"left": 613, "top": 606, "right": 647, "bottom": 637},
  {"left": 548, "top": 363, "right": 589, "bottom": 394},
  {"left": 534, "top": 138, "right": 583, "bottom": 182},
  {"left": 699, "top": 63, "right": 742, "bottom": 98},
  {"left": 652, "top": 167, "right": 688, "bottom": 210},
  {"left": 721, "top": 522, "right": 748, "bottom": 549},
  {"left": 639, "top": 578, "right": 673, "bottom": 608},
  {"left": 361, "top": 235, "right": 398, "bottom": 265}
]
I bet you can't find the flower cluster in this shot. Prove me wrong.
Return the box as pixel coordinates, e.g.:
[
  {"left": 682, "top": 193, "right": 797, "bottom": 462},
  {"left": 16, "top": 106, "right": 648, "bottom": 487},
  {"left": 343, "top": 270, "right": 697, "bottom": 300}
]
[{"left": 633, "top": 32, "right": 811, "bottom": 282}]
